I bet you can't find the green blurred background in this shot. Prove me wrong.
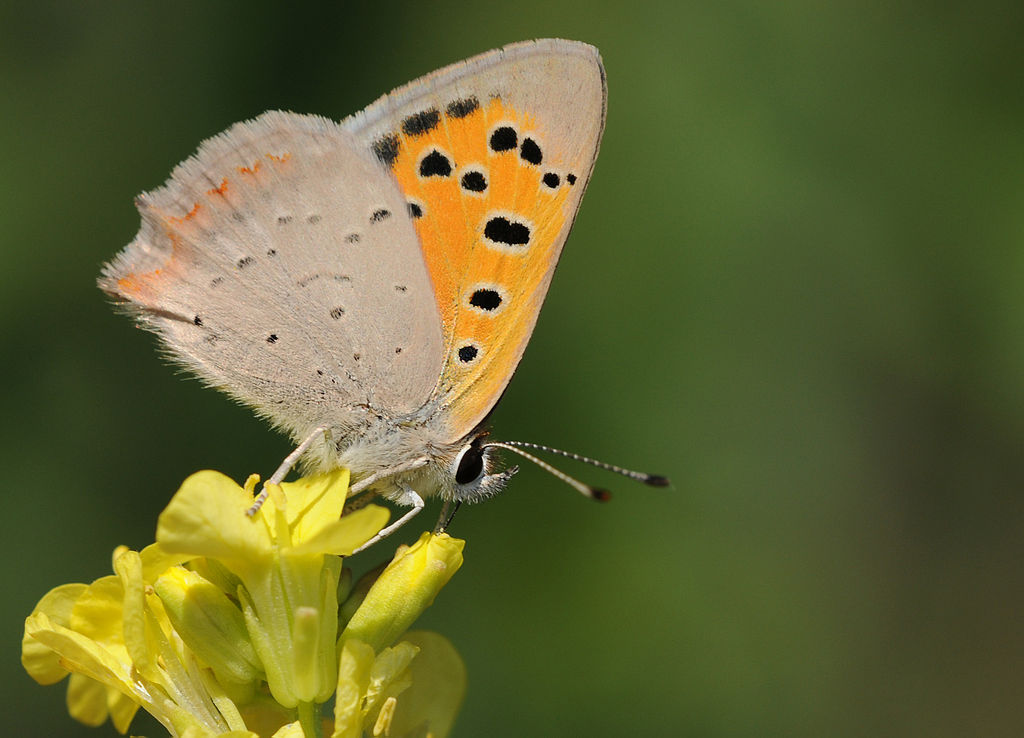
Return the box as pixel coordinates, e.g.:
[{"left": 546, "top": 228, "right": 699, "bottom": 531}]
[{"left": 4, "top": 1, "right": 1024, "bottom": 736}]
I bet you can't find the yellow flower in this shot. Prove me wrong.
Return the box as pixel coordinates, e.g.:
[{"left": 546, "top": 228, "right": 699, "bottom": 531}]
[
  {"left": 22, "top": 468, "right": 467, "bottom": 738},
  {"left": 157, "top": 469, "right": 389, "bottom": 708}
]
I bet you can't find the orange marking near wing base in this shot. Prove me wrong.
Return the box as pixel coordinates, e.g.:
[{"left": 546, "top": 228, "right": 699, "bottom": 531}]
[
  {"left": 207, "top": 178, "right": 229, "bottom": 197},
  {"left": 117, "top": 149, "right": 296, "bottom": 302},
  {"left": 168, "top": 202, "right": 202, "bottom": 224}
]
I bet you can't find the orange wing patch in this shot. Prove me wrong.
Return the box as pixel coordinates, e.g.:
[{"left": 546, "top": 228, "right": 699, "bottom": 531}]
[
  {"left": 114, "top": 153, "right": 294, "bottom": 302},
  {"left": 384, "top": 97, "right": 578, "bottom": 435}
]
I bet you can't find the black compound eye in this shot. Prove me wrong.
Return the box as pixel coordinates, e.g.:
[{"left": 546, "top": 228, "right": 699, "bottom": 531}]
[{"left": 454, "top": 444, "right": 485, "bottom": 485}]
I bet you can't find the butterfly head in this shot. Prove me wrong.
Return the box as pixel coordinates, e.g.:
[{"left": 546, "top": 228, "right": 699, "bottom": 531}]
[{"left": 446, "top": 433, "right": 519, "bottom": 502}]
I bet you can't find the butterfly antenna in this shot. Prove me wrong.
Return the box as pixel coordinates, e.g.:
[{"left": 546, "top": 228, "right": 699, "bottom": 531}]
[
  {"left": 498, "top": 440, "right": 670, "bottom": 488},
  {"left": 485, "top": 441, "right": 608, "bottom": 500}
]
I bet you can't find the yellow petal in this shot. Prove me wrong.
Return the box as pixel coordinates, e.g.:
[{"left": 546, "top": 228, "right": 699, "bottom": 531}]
[
  {"left": 278, "top": 468, "right": 351, "bottom": 539},
  {"left": 69, "top": 576, "right": 126, "bottom": 650},
  {"left": 388, "top": 631, "right": 466, "bottom": 738},
  {"left": 66, "top": 672, "right": 111, "bottom": 727},
  {"left": 158, "top": 471, "right": 272, "bottom": 563},
  {"left": 114, "top": 549, "right": 156, "bottom": 678},
  {"left": 289, "top": 505, "right": 391, "bottom": 556},
  {"left": 109, "top": 689, "right": 140, "bottom": 734},
  {"left": 271, "top": 722, "right": 307, "bottom": 738},
  {"left": 333, "top": 638, "right": 375, "bottom": 738},
  {"left": 22, "top": 582, "right": 87, "bottom": 684},
  {"left": 364, "top": 642, "right": 417, "bottom": 725},
  {"left": 139, "top": 541, "right": 194, "bottom": 581},
  {"left": 24, "top": 612, "right": 141, "bottom": 707}
]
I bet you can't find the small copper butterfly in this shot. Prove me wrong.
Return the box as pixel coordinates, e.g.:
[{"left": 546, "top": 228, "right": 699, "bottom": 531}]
[{"left": 99, "top": 39, "right": 666, "bottom": 544}]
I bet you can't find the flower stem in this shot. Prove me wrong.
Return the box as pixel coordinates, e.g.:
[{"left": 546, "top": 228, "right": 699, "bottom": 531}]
[{"left": 297, "top": 700, "right": 322, "bottom": 738}]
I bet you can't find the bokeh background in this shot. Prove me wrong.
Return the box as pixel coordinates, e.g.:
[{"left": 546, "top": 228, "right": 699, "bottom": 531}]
[{"left": 4, "top": 1, "right": 1024, "bottom": 736}]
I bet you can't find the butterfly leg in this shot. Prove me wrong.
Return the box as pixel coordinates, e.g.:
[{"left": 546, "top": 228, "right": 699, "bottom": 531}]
[
  {"left": 247, "top": 425, "right": 330, "bottom": 516},
  {"left": 349, "top": 486, "right": 425, "bottom": 555},
  {"left": 433, "top": 500, "right": 462, "bottom": 534},
  {"left": 348, "top": 456, "right": 430, "bottom": 497}
]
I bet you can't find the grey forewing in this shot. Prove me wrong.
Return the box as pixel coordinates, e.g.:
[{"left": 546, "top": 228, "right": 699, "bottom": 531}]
[{"left": 99, "top": 112, "right": 445, "bottom": 442}]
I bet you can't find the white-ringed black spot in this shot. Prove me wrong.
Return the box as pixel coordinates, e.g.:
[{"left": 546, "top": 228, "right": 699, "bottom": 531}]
[
  {"left": 419, "top": 149, "right": 452, "bottom": 177},
  {"left": 566, "top": 173, "right": 577, "bottom": 185},
  {"left": 519, "top": 137, "right": 542, "bottom": 165},
  {"left": 345, "top": 233, "right": 361, "bottom": 243},
  {"left": 461, "top": 170, "right": 487, "bottom": 193},
  {"left": 330, "top": 307, "right": 345, "bottom": 320},
  {"left": 267, "top": 334, "right": 278, "bottom": 344},
  {"left": 193, "top": 315, "right": 203, "bottom": 326},
  {"left": 408, "top": 201, "right": 424, "bottom": 218},
  {"left": 469, "top": 289, "right": 502, "bottom": 311},
  {"left": 277, "top": 215, "right": 292, "bottom": 225},
  {"left": 542, "top": 172, "right": 560, "bottom": 188},
  {"left": 457, "top": 344, "right": 479, "bottom": 363},
  {"left": 489, "top": 126, "right": 517, "bottom": 152},
  {"left": 237, "top": 256, "right": 255, "bottom": 269},
  {"left": 484, "top": 215, "right": 531, "bottom": 247},
  {"left": 447, "top": 97, "right": 480, "bottom": 118},
  {"left": 370, "top": 208, "right": 391, "bottom": 223},
  {"left": 307, "top": 214, "right": 321, "bottom": 224},
  {"left": 373, "top": 134, "right": 400, "bottom": 167},
  {"left": 402, "top": 108, "right": 440, "bottom": 136}
]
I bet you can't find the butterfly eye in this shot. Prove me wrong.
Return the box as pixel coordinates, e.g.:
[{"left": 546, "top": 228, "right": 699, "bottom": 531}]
[{"left": 453, "top": 442, "right": 485, "bottom": 485}]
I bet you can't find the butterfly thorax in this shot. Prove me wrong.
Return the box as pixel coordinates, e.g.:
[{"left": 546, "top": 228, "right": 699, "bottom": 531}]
[{"left": 299, "top": 404, "right": 508, "bottom": 505}]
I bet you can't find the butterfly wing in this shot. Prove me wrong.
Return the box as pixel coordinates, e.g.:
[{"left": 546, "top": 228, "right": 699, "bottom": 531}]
[
  {"left": 344, "top": 39, "right": 607, "bottom": 442},
  {"left": 99, "top": 112, "right": 444, "bottom": 443}
]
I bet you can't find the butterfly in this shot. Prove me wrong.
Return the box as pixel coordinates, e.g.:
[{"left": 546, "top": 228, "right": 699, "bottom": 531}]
[{"left": 99, "top": 39, "right": 665, "bottom": 546}]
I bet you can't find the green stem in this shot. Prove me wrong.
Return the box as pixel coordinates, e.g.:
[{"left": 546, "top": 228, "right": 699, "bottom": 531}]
[{"left": 297, "top": 700, "right": 322, "bottom": 738}]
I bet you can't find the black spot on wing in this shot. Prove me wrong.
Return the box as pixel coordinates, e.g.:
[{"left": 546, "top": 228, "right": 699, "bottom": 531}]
[
  {"left": 446, "top": 97, "right": 480, "bottom": 118},
  {"left": 458, "top": 344, "right": 479, "bottom": 363},
  {"left": 461, "top": 170, "right": 487, "bottom": 192},
  {"left": 566, "top": 173, "right": 577, "bottom": 185},
  {"left": 267, "top": 334, "right": 278, "bottom": 344},
  {"left": 373, "top": 134, "right": 400, "bottom": 167},
  {"left": 237, "top": 256, "right": 255, "bottom": 269},
  {"left": 469, "top": 289, "right": 502, "bottom": 311},
  {"left": 484, "top": 216, "right": 530, "bottom": 247},
  {"left": 370, "top": 208, "right": 391, "bottom": 223},
  {"left": 402, "top": 108, "right": 440, "bottom": 136},
  {"left": 489, "top": 126, "right": 517, "bottom": 152},
  {"left": 520, "top": 137, "right": 542, "bottom": 165},
  {"left": 419, "top": 150, "right": 452, "bottom": 177},
  {"left": 542, "top": 172, "right": 560, "bottom": 189},
  {"left": 408, "top": 201, "right": 423, "bottom": 218}
]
